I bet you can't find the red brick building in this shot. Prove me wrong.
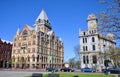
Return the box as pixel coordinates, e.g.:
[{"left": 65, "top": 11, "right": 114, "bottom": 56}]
[{"left": 0, "top": 39, "right": 12, "bottom": 68}]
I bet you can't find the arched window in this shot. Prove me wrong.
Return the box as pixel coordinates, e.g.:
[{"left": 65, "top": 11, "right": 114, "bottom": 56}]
[
  {"left": 37, "top": 55, "right": 39, "bottom": 62},
  {"left": 23, "top": 30, "right": 28, "bottom": 36},
  {"left": 32, "top": 55, "right": 35, "bottom": 62},
  {"left": 92, "top": 37, "right": 95, "bottom": 42},
  {"left": 18, "top": 56, "right": 19, "bottom": 61},
  {"left": 28, "top": 55, "right": 30, "bottom": 62}
]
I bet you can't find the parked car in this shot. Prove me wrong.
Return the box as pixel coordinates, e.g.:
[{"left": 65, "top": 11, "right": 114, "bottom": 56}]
[
  {"left": 60, "top": 68, "right": 74, "bottom": 72},
  {"left": 46, "top": 67, "right": 58, "bottom": 72},
  {"left": 81, "top": 67, "right": 95, "bottom": 72},
  {"left": 104, "top": 67, "right": 120, "bottom": 74}
]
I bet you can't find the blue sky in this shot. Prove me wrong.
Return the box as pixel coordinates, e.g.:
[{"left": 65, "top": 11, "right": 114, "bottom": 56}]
[{"left": 0, "top": 0, "right": 106, "bottom": 62}]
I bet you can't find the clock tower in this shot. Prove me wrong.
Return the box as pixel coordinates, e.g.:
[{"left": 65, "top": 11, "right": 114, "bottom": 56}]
[{"left": 87, "top": 14, "right": 98, "bottom": 34}]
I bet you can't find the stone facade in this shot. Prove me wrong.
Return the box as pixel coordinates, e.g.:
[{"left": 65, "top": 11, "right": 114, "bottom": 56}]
[
  {"left": 79, "top": 14, "right": 116, "bottom": 71},
  {"left": 0, "top": 39, "right": 12, "bottom": 68},
  {"left": 12, "top": 10, "right": 64, "bottom": 69}
]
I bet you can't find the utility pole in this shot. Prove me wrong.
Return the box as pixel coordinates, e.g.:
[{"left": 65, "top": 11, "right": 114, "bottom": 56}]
[{"left": 103, "top": 45, "right": 108, "bottom": 75}]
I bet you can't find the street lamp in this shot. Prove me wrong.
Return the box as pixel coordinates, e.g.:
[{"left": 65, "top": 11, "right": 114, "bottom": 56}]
[
  {"left": 103, "top": 45, "right": 108, "bottom": 75},
  {"left": 6, "top": 52, "right": 9, "bottom": 69}
]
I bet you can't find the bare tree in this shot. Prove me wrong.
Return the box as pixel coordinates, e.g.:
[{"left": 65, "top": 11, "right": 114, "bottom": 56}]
[
  {"left": 68, "top": 57, "right": 76, "bottom": 68},
  {"left": 73, "top": 44, "right": 80, "bottom": 60},
  {"left": 98, "top": 0, "right": 120, "bottom": 41}
]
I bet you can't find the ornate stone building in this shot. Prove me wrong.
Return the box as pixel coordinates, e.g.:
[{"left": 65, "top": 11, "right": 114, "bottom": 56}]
[
  {"left": 12, "top": 10, "right": 64, "bottom": 69},
  {"left": 0, "top": 39, "right": 12, "bottom": 68},
  {"left": 79, "top": 14, "right": 116, "bottom": 71}
]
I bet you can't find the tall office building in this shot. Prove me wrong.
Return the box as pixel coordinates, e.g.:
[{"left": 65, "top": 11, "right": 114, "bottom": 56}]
[{"left": 12, "top": 10, "right": 64, "bottom": 69}]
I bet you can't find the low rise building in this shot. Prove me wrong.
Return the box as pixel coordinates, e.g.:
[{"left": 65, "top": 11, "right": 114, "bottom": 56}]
[
  {"left": 79, "top": 14, "right": 116, "bottom": 71},
  {"left": 0, "top": 39, "right": 12, "bottom": 68}
]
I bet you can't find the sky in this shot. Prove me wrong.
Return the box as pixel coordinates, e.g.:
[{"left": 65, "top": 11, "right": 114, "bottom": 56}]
[{"left": 0, "top": 0, "right": 107, "bottom": 62}]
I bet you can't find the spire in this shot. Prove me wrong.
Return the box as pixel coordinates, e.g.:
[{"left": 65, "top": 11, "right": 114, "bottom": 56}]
[
  {"left": 36, "top": 9, "right": 48, "bottom": 21},
  {"left": 16, "top": 27, "right": 20, "bottom": 35}
]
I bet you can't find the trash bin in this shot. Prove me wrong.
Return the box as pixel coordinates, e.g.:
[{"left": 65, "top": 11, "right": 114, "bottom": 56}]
[
  {"left": 32, "top": 73, "right": 42, "bottom": 77},
  {"left": 48, "top": 74, "right": 59, "bottom": 77}
]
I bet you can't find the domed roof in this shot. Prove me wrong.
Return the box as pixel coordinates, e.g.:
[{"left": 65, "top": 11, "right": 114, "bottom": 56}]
[{"left": 87, "top": 14, "right": 97, "bottom": 21}]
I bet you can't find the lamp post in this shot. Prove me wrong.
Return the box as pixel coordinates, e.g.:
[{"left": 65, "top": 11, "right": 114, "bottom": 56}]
[
  {"left": 103, "top": 45, "right": 108, "bottom": 75},
  {"left": 6, "top": 52, "right": 9, "bottom": 69}
]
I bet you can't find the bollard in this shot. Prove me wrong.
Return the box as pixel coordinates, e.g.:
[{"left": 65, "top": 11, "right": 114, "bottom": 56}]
[
  {"left": 48, "top": 74, "right": 59, "bottom": 77},
  {"left": 32, "top": 73, "right": 42, "bottom": 77}
]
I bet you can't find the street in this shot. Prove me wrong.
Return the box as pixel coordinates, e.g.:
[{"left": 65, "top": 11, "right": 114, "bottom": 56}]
[
  {"left": 0, "top": 69, "right": 118, "bottom": 77},
  {"left": 0, "top": 69, "right": 50, "bottom": 77}
]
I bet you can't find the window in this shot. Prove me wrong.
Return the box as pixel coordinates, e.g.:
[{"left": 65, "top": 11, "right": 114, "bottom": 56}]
[
  {"left": 32, "top": 55, "right": 35, "bottom": 62},
  {"left": 32, "top": 64, "right": 35, "bottom": 68},
  {"left": 18, "top": 49, "right": 20, "bottom": 53},
  {"left": 83, "top": 38, "right": 87, "bottom": 43},
  {"left": 37, "top": 55, "right": 39, "bottom": 62},
  {"left": 27, "top": 64, "right": 30, "bottom": 68},
  {"left": 28, "top": 42, "right": 31, "bottom": 46},
  {"left": 83, "top": 32, "right": 85, "bottom": 35},
  {"left": 86, "top": 46, "right": 88, "bottom": 51},
  {"left": 14, "top": 43, "right": 16, "bottom": 47},
  {"left": 33, "top": 35, "right": 36, "bottom": 38},
  {"left": 33, "top": 41, "right": 36, "bottom": 45},
  {"left": 83, "top": 56, "right": 85, "bottom": 64},
  {"left": 92, "top": 45, "right": 96, "bottom": 50},
  {"left": 93, "top": 55, "right": 97, "bottom": 64},
  {"left": 13, "top": 50, "right": 16, "bottom": 53},
  {"left": 32, "top": 48, "right": 35, "bottom": 52},
  {"left": 23, "top": 30, "right": 28, "bottom": 36},
  {"left": 28, "top": 48, "right": 30, "bottom": 53},
  {"left": 87, "top": 56, "right": 89, "bottom": 64},
  {"left": 83, "top": 46, "right": 88, "bottom": 51},
  {"left": 18, "top": 43, "right": 21, "bottom": 46},
  {"left": 28, "top": 56, "right": 30, "bottom": 62},
  {"left": 92, "top": 37, "right": 95, "bottom": 42},
  {"left": 23, "top": 36, "right": 27, "bottom": 40},
  {"left": 18, "top": 57, "right": 20, "bottom": 61},
  {"left": 83, "top": 38, "right": 84, "bottom": 43},
  {"left": 85, "top": 38, "right": 87, "bottom": 43}
]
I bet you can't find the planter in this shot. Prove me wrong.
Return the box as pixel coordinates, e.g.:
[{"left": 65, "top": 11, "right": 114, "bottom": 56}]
[
  {"left": 32, "top": 73, "right": 42, "bottom": 77},
  {"left": 73, "top": 75, "right": 79, "bottom": 77},
  {"left": 48, "top": 74, "right": 59, "bottom": 77},
  {"left": 118, "top": 74, "right": 120, "bottom": 77}
]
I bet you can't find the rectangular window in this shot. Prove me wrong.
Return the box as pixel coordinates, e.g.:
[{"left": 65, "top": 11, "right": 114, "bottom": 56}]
[
  {"left": 92, "top": 45, "right": 96, "bottom": 50},
  {"left": 32, "top": 48, "right": 35, "bottom": 52},
  {"left": 93, "top": 55, "right": 97, "bottom": 64},
  {"left": 32, "top": 64, "right": 35, "bottom": 68},
  {"left": 28, "top": 48, "right": 30, "bottom": 53},
  {"left": 85, "top": 38, "right": 87, "bottom": 43},
  {"left": 33, "top": 41, "right": 36, "bottom": 45}
]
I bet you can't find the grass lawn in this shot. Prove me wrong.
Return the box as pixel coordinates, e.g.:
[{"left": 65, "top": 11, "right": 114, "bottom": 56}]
[{"left": 26, "top": 73, "right": 116, "bottom": 77}]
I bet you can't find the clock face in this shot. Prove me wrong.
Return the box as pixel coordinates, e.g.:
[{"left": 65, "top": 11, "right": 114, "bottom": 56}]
[{"left": 88, "top": 21, "right": 97, "bottom": 29}]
